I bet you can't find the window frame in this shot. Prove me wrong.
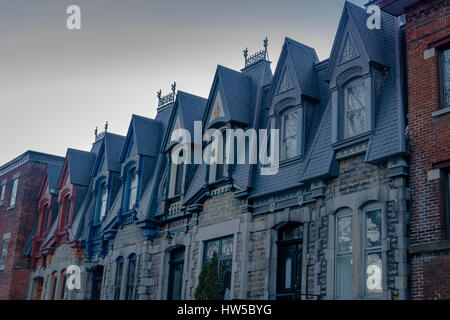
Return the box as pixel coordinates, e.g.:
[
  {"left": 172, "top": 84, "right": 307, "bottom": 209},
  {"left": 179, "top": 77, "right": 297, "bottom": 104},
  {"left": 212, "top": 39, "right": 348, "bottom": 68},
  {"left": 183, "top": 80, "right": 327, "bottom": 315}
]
[
  {"left": 114, "top": 257, "right": 124, "bottom": 300},
  {"left": 0, "top": 234, "right": 10, "bottom": 270},
  {"left": 335, "top": 211, "right": 353, "bottom": 299},
  {"left": 124, "top": 167, "right": 138, "bottom": 211},
  {"left": 280, "top": 107, "right": 301, "bottom": 161},
  {"left": 50, "top": 271, "right": 58, "bottom": 300},
  {"left": 362, "top": 208, "right": 384, "bottom": 297},
  {"left": 439, "top": 45, "right": 450, "bottom": 110},
  {"left": 344, "top": 77, "right": 369, "bottom": 139},
  {"left": 97, "top": 181, "right": 108, "bottom": 222},
  {"left": 0, "top": 182, "right": 6, "bottom": 205},
  {"left": 125, "top": 254, "right": 137, "bottom": 300},
  {"left": 203, "top": 236, "right": 234, "bottom": 299},
  {"left": 63, "top": 195, "right": 72, "bottom": 226},
  {"left": 59, "top": 269, "right": 67, "bottom": 300},
  {"left": 9, "top": 178, "right": 19, "bottom": 208}
]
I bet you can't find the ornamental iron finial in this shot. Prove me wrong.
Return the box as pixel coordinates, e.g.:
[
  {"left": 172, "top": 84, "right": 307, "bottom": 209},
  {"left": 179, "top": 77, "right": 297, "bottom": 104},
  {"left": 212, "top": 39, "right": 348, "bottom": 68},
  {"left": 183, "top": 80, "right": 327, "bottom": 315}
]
[
  {"left": 94, "top": 127, "right": 98, "bottom": 139},
  {"left": 244, "top": 37, "right": 269, "bottom": 68},
  {"left": 105, "top": 121, "right": 108, "bottom": 132},
  {"left": 157, "top": 84, "right": 176, "bottom": 108}
]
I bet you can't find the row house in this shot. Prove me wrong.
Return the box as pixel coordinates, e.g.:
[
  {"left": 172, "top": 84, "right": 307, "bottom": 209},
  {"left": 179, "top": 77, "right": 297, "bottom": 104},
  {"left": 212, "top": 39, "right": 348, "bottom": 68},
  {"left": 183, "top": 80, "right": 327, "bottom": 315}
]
[
  {"left": 0, "top": 151, "right": 64, "bottom": 300},
  {"left": 26, "top": 1, "right": 413, "bottom": 300},
  {"left": 378, "top": 0, "right": 450, "bottom": 299}
]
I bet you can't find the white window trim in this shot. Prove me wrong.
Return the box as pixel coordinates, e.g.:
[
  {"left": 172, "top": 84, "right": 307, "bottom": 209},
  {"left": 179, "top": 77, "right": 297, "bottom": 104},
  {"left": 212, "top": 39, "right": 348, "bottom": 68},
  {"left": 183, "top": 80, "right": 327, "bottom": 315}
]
[
  {"left": 9, "top": 178, "right": 19, "bottom": 209},
  {"left": 344, "top": 78, "right": 368, "bottom": 139},
  {"left": 0, "top": 233, "right": 11, "bottom": 270}
]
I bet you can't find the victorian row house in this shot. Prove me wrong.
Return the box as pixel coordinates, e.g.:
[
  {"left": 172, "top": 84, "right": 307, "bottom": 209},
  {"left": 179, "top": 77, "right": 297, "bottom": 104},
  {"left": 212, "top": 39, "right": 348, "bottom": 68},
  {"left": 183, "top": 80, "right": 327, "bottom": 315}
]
[{"left": 13, "top": 0, "right": 446, "bottom": 300}]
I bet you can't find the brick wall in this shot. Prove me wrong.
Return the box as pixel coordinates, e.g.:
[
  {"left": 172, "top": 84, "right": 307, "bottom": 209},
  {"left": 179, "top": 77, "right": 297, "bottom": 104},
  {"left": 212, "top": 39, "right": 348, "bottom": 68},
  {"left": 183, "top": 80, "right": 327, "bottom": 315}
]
[
  {"left": 0, "top": 162, "right": 47, "bottom": 300},
  {"left": 406, "top": 0, "right": 450, "bottom": 300}
]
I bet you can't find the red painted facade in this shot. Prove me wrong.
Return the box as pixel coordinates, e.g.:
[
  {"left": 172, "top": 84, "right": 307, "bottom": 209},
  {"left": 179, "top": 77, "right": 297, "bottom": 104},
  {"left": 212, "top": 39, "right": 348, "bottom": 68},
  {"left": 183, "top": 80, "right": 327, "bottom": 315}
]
[{"left": 0, "top": 152, "right": 64, "bottom": 300}]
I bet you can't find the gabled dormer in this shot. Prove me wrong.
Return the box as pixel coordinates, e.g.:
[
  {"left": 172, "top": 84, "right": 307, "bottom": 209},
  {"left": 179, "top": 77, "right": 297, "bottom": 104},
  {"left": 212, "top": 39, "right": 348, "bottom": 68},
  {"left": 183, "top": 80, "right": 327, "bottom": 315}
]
[
  {"left": 326, "top": 2, "right": 390, "bottom": 148},
  {"left": 265, "top": 37, "right": 320, "bottom": 162},
  {"left": 90, "top": 132, "right": 125, "bottom": 223},
  {"left": 118, "top": 115, "right": 161, "bottom": 215},
  {"left": 160, "top": 91, "right": 207, "bottom": 211}
]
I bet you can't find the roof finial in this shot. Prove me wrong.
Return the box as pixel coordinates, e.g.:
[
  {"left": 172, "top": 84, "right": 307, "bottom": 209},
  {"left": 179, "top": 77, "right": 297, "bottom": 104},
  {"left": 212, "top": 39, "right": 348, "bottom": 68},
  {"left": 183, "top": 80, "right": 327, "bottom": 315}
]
[
  {"left": 171, "top": 82, "right": 176, "bottom": 95},
  {"left": 264, "top": 36, "right": 269, "bottom": 60},
  {"left": 243, "top": 47, "right": 248, "bottom": 60},
  {"left": 94, "top": 127, "right": 98, "bottom": 139},
  {"left": 157, "top": 89, "right": 162, "bottom": 101},
  {"left": 104, "top": 121, "right": 108, "bottom": 132}
]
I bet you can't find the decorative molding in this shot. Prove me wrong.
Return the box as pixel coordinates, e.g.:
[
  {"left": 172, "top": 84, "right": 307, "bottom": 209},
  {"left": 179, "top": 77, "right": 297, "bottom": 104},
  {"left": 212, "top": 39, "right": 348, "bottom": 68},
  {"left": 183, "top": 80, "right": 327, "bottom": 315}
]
[
  {"left": 210, "top": 184, "right": 232, "bottom": 197},
  {"left": 0, "top": 155, "right": 30, "bottom": 177},
  {"left": 168, "top": 200, "right": 182, "bottom": 216},
  {"left": 335, "top": 141, "right": 369, "bottom": 160}
]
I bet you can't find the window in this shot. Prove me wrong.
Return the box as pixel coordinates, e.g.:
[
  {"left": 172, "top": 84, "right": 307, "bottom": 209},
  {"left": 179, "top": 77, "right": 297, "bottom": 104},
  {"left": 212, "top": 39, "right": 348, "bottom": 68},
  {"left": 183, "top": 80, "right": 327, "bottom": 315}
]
[
  {"left": 0, "top": 183, "right": 5, "bottom": 204},
  {"left": 43, "top": 205, "right": 50, "bottom": 234},
  {"left": 0, "top": 234, "right": 10, "bottom": 269},
  {"left": 126, "top": 169, "right": 138, "bottom": 211},
  {"left": 336, "top": 214, "right": 352, "bottom": 298},
  {"left": 168, "top": 248, "right": 185, "bottom": 300},
  {"left": 50, "top": 272, "right": 58, "bottom": 300},
  {"left": 59, "top": 270, "right": 67, "bottom": 300},
  {"left": 98, "top": 183, "right": 108, "bottom": 221},
  {"left": 125, "top": 254, "right": 137, "bottom": 300},
  {"left": 445, "top": 171, "right": 450, "bottom": 239},
  {"left": 203, "top": 237, "right": 233, "bottom": 299},
  {"left": 276, "top": 224, "right": 303, "bottom": 300},
  {"left": 91, "top": 266, "right": 104, "bottom": 300},
  {"left": 281, "top": 109, "right": 299, "bottom": 160},
  {"left": 114, "top": 257, "right": 124, "bottom": 300},
  {"left": 63, "top": 196, "right": 72, "bottom": 226},
  {"left": 364, "top": 209, "right": 383, "bottom": 295},
  {"left": 441, "top": 48, "right": 450, "bottom": 109},
  {"left": 10, "top": 178, "right": 19, "bottom": 207},
  {"left": 345, "top": 78, "right": 368, "bottom": 138}
]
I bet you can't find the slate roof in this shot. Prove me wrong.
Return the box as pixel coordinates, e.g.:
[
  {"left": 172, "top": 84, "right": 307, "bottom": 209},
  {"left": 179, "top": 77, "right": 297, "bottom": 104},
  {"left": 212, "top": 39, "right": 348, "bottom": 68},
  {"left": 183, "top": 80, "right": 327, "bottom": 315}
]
[
  {"left": 207, "top": 65, "right": 255, "bottom": 126},
  {"left": 47, "top": 163, "right": 63, "bottom": 192},
  {"left": 66, "top": 149, "right": 96, "bottom": 187},
  {"left": 163, "top": 91, "right": 207, "bottom": 152},
  {"left": 285, "top": 37, "right": 320, "bottom": 100},
  {"left": 104, "top": 133, "right": 126, "bottom": 172}
]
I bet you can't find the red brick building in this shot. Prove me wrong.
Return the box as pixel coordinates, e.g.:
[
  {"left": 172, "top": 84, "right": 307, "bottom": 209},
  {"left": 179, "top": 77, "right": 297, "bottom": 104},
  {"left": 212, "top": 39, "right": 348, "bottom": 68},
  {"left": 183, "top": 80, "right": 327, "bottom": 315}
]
[
  {"left": 380, "top": 0, "right": 450, "bottom": 299},
  {"left": 0, "top": 151, "right": 64, "bottom": 300}
]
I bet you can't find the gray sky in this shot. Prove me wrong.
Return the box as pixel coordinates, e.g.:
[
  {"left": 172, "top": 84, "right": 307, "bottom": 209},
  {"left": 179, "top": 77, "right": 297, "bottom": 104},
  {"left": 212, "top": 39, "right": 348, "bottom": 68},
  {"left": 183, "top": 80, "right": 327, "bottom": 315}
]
[{"left": 0, "top": 0, "right": 367, "bottom": 165}]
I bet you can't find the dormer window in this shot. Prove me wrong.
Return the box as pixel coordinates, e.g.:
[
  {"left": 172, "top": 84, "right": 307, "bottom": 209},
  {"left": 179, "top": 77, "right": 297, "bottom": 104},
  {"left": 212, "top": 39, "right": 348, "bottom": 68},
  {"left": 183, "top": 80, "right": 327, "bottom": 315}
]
[
  {"left": 43, "top": 205, "right": 50, "bottom": 234},
  {"left": 125, "top": 168, "right": 138, "bottom": 211},
  {"left": 281, "top": 108, "right": 300, "bottom": 160},
  {"left": 63, "top": 196, "right": 72, "bottom": 226},
  {"left": 97, "top": 182, "right": 108, "bottom": 221},
  {"left": 208, "top": 130, "right": 227, "bottom": 184},
  {"left": 344, "top": 78, "right": 368, "bottom": 138}
]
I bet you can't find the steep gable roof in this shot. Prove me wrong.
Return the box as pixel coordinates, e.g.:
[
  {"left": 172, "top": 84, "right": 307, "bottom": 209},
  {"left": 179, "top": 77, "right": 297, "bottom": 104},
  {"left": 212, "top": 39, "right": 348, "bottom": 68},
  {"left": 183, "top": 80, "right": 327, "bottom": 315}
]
[
  {"left": 64, "top": 149, "right": 96, "bottom": 187},
  {"left": 325, "top": 1, "right": 389, "bottom": 82},
  {"left": 162, "top": 91, "right": 207, "bottom": 152},
  {"left": 120, "top": 115, "right": 162, "bottom": 162},
  {"left": 203, "top": 65, "right": 255, "bottom": 127},
  {"left": 47, "top": 163, "right": 63, "bottom": 193}
]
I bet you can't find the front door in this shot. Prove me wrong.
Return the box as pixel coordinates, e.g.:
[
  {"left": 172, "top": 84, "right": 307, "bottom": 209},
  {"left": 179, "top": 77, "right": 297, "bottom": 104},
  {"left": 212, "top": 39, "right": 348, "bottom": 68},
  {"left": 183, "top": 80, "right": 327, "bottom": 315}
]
[
  {"left": 91, "top": 266, "right": 104, "bottom": 300},
  {"left": 168, "top": 248, "right": 184, "bottom": 300},
  {"left": 276, "top": 224, "right": 303, "bottom": 300}
]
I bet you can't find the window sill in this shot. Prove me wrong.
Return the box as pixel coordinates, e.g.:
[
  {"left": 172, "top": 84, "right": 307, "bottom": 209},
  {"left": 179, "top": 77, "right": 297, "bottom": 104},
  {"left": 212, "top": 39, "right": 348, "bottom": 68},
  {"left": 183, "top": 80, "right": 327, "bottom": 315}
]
[
  {"left": 409, "top": 240, "right": 450, "bottom": 255},
  {"left": 432, "top": 106, "right": 450, "bottom": 118},
  {"left": 6, "top": 205, "right": 15, "bottom": 211},
  {"left": 331, "top": 132, "right": 371, "bottom": 151}
]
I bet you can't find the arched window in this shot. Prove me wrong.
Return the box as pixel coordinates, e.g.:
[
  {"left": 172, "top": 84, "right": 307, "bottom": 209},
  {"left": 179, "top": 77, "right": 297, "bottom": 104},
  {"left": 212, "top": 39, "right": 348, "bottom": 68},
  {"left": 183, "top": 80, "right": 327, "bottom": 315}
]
[
  {"left": 363, "top": 208, "right": 383, "bottom": 295},
  {"left": 125, "top": 254, "right": 137, "bottom": 300},
  {"left": 335, "top": 209, "right": 353, "bottom": 298},
  {"left": 168, "top": 247, "right": 185, "bottom": 300},
  {"left": 114, "top": 257, "right": 124, "bottom": 300},
  {"left": 125, "top": 168, "right": 138, "bottom": 211},
  {"left": 97, "top": 182, "right": 108, "bottom": 221},
  {"left": 344, "top": 78, "right": 368, "bottom": 138},
  {"left": 281, "top": 108, "right": 300, "bottom": 161},
  {"left": 63, "top": 195, "right": 72, "bottom": 226},
  {"left": 42, "top": 204, "right": 50, "bottom": 235},
  {"left": 50, "top": 271, "right": 58, "bottom": 300},
  {"left": 59, "top": 269, "right": 67, "bottom": 300}
]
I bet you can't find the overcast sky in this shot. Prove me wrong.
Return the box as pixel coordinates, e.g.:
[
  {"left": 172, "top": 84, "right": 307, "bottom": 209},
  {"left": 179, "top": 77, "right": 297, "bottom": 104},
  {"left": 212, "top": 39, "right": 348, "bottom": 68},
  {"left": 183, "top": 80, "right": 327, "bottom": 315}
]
[{"left": 0, "top": 0, "right": 367, "bottom": 165}]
